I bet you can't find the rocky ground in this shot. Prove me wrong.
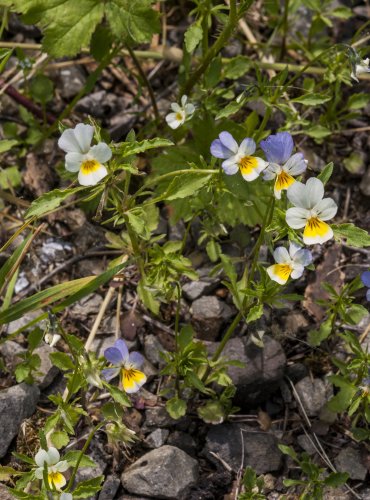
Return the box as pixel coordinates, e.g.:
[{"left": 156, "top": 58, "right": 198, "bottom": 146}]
[{"left": 1, "top": 5, "right": 370, "bottom": 500}]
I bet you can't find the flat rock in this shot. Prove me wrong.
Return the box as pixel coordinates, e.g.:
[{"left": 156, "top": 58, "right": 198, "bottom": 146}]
[
  {"left": 0, "top": 383, "right": 40, "bottom": 458},
  {"left": 295, "top": 377, "right": 332, "bottom": 417},
  {"left": 167, "top": 431, "right": 197, "bottom": 456},
  {"left": 121, "top": 445, "right": 199, "bottom": 499},
  {"left": 334, "top": 445, "right": 367, "bottom": 480},
  {"left": 191, "top": 296, "right": 234, "bottom": 341},
  {"left": 207, "top": 335, "right": 286, "bottom": 407},
  {"left": 70, "top": 294, "right": 103, "bottom": 320},
  {"left": 183, "top": 279, "right": 216, "bottom": 301},
  {"left": 144, "top": 334, "right": 167, "bottom": 367},
  {"left": 145, "top": 428, "right": 169, "bottom": 449},
  {"left": 204, "top": 423, "right": 282, "bottom": 474},
  {"left": 98, "top": 475, "right": 121, "bottom": 500},
  {"left": 34, "top": 345, "right": 59, "bottom": 389},
  {"left": 144, "top": 407, "right": 178, "bottom": 429}
]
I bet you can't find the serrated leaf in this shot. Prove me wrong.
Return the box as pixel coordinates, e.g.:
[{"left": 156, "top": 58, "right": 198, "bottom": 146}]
[
  {"left": 332, "top": 223, "right": 370, "bottom": 248},
  {"left": 63, "top": 451, "right": 96, "bottom": 468},
  {"left": 72, "top": 476, "right": 104, "bottom": 498},
  {"left": 161, "top": 172, "right": 213, "bottom": 201},
  {"left": 166, "top": 397, "right": 187, "bottom": 419},
  {"left": 292, "top": 93, "right": 331, "bottom": 105},
  {"left": 50, "top": 430, "right": 69, "bottom": 449},
  {"left": 114, "top": 138, "right": 173, "bottom": 158},
  {"left": 247, "top": 304, "right": 263, "bottom": 323},
  {"left": 0, "top": 166, "right": 21, "bottom": 189},
  {"left": 107, "top": 384, "right": 131, "bottom": 406},
  {"left": 25, "top": 187, "right": 85, "bottom": 219},
  {"left": 49, "top": 352, "right": 75, "bottom": 371},
  {"left": 106, "top": 0, "right": 160, "bottom": 45},
  {"left": 197, "top": 400, "right": 225, "bottom": 424},
  {"left": 224, "top": 55, "right": 250, "bottom": 79},
  {"left": 184, "top": 22, "right": 203, "bottom": 53}
]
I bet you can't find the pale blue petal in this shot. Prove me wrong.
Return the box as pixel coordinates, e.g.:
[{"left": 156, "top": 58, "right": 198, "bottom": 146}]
[
  {"left": 219, "top": 131, "right": 238, "bottom": 154},
  {"left": 104, "top": 347, "right": 124, "bottom": 364},
  {"left": 101, "top": 368, "right": 120, "bottom": 381},
  {"left": 129, "top": 351, "right": 145, "bottom": 369},
  {"left": 239, "top": 138, "right": 256, "bottom": 156},
  {"left": 361, "top": 271, "right": 370, "bottom": 288},
  {"left": 260, "top": 132, "right": 293, "bottom": 163}
]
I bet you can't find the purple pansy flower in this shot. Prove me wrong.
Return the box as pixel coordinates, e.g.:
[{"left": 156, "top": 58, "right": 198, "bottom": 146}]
[
  {"left": 361, "top": 271, "right": 370, "bottom": 301},
  {"left": 210, "top": 131, "right": 267, "bottom": 181},
  {"left": 260, "top": 132, "right": 307, "bottom": 199},
  {"left": 102, "top": 339, "right": 146, "bottom": 393}
]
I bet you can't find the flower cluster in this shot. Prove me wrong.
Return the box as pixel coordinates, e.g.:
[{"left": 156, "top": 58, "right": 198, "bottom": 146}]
[
  {"left": 102, "top": 339, "right": 147, "bottom": 393},
  {"left": 211, "top": 130, "right": 338, "bottom": 284}
]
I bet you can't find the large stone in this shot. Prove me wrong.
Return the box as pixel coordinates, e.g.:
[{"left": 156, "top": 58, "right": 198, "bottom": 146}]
[
  {"left": 144, "top": 334, "right": 167, "bottom": 367},
  {"left": 34, "top": 345, "right": 59, "bottom": 389},
  {"left": 204, "top": 423, "right": 282, "bottom": 474},
  {"left": 334, "top": 445, "right": 367, "bottom": 480},
  {"left": 183, "top": 280, "right": 217, "bottom": 301},
  {"left": 295, "top": 377, "right": 332, "bottom": 417},
  {"left": 0, "top": 383, "right": 40, "bottom": 457},
  {"left": 121, "top": 445, "right": 199, "bottom": 499},
  {"left": 191, "top": 296, "right": 234, "bottom": 341},
  {"left": 98, "top": 475, "right": 121, "bottom": 500},
  {"left": 207, "top": 335, "right": 286, "bottom": 407}
]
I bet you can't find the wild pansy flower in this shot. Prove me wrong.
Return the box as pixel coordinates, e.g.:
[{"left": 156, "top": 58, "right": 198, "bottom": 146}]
[
  {"left": 286, "top": 177, "right": 337, "bottom": 245},
  {"left": 260, "top": 132, "right": 307, "bottom": 199},
  {"left": 267, "top": 241, "right": 312, "bottom": 285},
  {"left": 34, "top": 447, "right": 69, "bottom": 490},
  {"left": 58, "top": 123, "right": 112, "bottom": 187},
  {"left": 165, "top": 95, "right": 195, "bottom": 129},
  {"left": 102, "top": 339, "right": 146, "bottom": 393},
  {"left": 361, "top": 271, "right": 370, "bottom": 301},
  {"left": 210, "top": 132, "right": 267, "bottom": 181},
  {"left": 351, "top": 58, "right": 370, "bottom": 82}
]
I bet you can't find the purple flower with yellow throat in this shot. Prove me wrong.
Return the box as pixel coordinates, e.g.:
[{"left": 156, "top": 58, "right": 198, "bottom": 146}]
[{"left": 102, "top": 339, "right": 146, "bottom": 393}]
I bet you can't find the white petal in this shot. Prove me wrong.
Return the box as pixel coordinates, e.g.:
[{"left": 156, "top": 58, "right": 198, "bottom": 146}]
[
  {"left": 286, "top": 207, "right": 310, "bottom": 229},
  {"left": 181, "top": 95, "right": 188, "bottom": 106},
  {"left": 283, "top": 153, "right": 307, "bottom": 176},
  {"left": 222, "top": 157, "right": 239, "bottom": 175},
  {"left": 263, "top": 163, "right": 280, "bottom": 180},
  {"left": 238, "top": 138, "right": 256, "bottom": 156},
  {"left": 89, "top": 143, "right": 112, "bottom": 163},
  {"left": 35, "top": 449, "right": 49, "bottom": 467},
  {"left": 305, "top": 177, "right": 324, "bottom": 209},
  {"left": 46, "top": 447, "right": 60, "bottom": 465},
  {"left": 58, "top": 129, "right": 82, "bottom": 154},
  {"left": 170, "top": 103, "right": 181, "bottom": 112},
  {"left": 255, "top": 157, "right": 268, "bottom": 173},
  {"left": 184, "top": 103, "right": 195, "bottom": 115},
  {"left": 291, "top": 264, "right": 304, "bottom": 279},
  {"left": 292, "top": 248, "right": 313, "bottom": 266},
  {"left": 287, "top": 181, "right": 309, "bottom": 209},
  {"left": 240, "top": 167, "right": 260, "bottom": 182},
  {"left": 166, "top": 113, "right": 182, "bottom": 129},
  {"left": 55, "top": 460, "right": 69, "bottom": 473},
  {"left": 49, "top": 334, "right": 61, "bottom": 348},
  {"left": 288, "top": 241, "right": 302, "bottom": 258},
  {"left": 314, "top": 197, "right": 337, "bottom": 221},
  {"left": 273, "top": 246, "right": 290, "bottom": 264},
  {"left": 34, "top": 468, "right": 44, "bottom": 479},
  {"left": 78, "top": 165, "right": 107, "bottom": 186},
  {"left": 65, "top": 152, "right": 84, "bottom": 172},
  {"left": 73, "top": 124, "right": 94, "bottom": 154}
]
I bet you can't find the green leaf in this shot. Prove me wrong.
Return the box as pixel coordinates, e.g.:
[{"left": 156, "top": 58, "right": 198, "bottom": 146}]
[
  {"left": 324, "top": 472, "right": 349, "bottom": 487},
  {"left": 317, "top": 162, "right": 333, "bottom": 185},
  {"left": 72, "top": 476, "right": 104, "bottom": 498},
  {"left": 278, "top": 444, "right": 298, "bottom": 461},
  {"left": 223, "top": 55, "right": 251, "bottom": 79},
  {"left": 29, "top": 74, "right": 54, "bottom": 104},
  {"left": 107, "top": 384, "right": 131, "bottom": 407},
  {"left": 161, "top": 172, "right": 213, "bottom": 201},
  {"left": 332, "top": 223, "right": 370, "bottom": 248},
  {"left": 215, "top": 98, "right": 247, "bottom": 120},
  {"left": 307, "top": 318, "right": 332, "bottom": 346},
  {"left": 331, "top": 6, "right": 352, "bottom": 19},
  {"left": 0, "top": 166, "right": 21, "bottom": 189},
  {"left": 114, "top": 138, "right": 173, "bottom": 158},
  {"left": 246, "top": 304, "right": 263, "bottom": 323},
  {"left": 0, "top": 466, "right": 22, "bottom": 481},
  {"left": 305, "top": 125, "right": 331, "bottom": 139},
  {"left": 28, "top": 327, "right": 44, "bottom": 350},
  {"left": 197, "top": 400, "right": 225, "bottom": 424},
  {"left": 137, "top": 277, "right": 160, "bottom": 315},
  {"left": 184, "top": 22, "right": 203, "bottom": 53},
  {"left": 0, "top": 139, "right": 18, "bottom": 153},
  {"left": 347, "top": 93, "right": 370, "bottom": 110},
  {"left": 63, "top": 451, "right": 96, "bottom": 468},
  {"left": 178, "top": 325, "right": 194, "bottom": 351},
  {"left": 166, "top": 397, "right": 187, "bottom": 419},
  {"left": 292, "top": 93, "right": 331, "bottom": 105},
  {"left": 25, "top": 187, "right": 85, "bottom": 219},
  {"left": 50, "top": 430, "right": 69, "bottom": 449},
  {"left": 106, "top": 0, "right": 160, "bottom": 45},
  {"left": 49, "top": 352, "right": 75, "bottom": 371},
  {"left": 16, "top": 0, "right": 105, "bottom": 58},
  {"left": 206, "top": 240, "right": 221, "bottom": 262}
]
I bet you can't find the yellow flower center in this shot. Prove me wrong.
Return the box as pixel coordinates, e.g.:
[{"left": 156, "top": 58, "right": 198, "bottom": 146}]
[
  {"left": 273, "top": 264, "right": 292, "bottom": 281},
  {"left": 304, "top": 217, "right": 330, "bottom": 238},
  {"left": 176, "top": 112, "right": 183, "bottom": 121},
  {"left": 80, "top": 159, "right": 100, "bottom": 174},
  {"left": 275, "top": 170, "right": 295, "bottom": 191},
  {"left": 239, "top": 156, "right": 258, "bottom": 175},
  {"left": 121, "top": 367, "right": 146, "bottom": 392},
  {"left": 47, "top": 471, "right": 65, "bottom": 490}
]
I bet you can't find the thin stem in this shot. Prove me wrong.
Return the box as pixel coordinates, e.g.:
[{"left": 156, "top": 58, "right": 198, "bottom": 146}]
[
  {"left": 279, "top": 0, "right": 290, "bottom": 59},
  {"left": 211, "top": 311, "right": 243, "bottom": 363},
  {"left": 126, "top": 45, "right": 160, "bottom": 121},
  {"left": 181, "top": 0, "right": 240, "bottom": 95}
]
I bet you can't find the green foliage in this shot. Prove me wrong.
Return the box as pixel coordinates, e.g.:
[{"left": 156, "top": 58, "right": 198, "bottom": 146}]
[
  {"left": 6, "top": 0, "right": 160, "bottom": 57},
  {"left": 238, "top": 466, "right": 265, "bottom": 499}
]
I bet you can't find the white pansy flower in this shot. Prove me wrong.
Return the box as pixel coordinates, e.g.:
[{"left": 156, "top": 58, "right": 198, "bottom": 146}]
[
  {"left": 210, "top": 132, "right": 267, "bottom": 181},
  {"left": 44, "top": 332, "right": 61, "bottom": 348},
  {"left": 286, "top": 177, "right": 338, "bottom": 245},
  {"left": 165, "top": 95, "right": 195, "bottom": 129},
  {"left": 267, "top": 242, "right": 312, "bottom": 285},
  {"left": 34, "top": 447, "right": 69, "bottom": 490},
  {"left": 58, "top": 124, "right": 112, "bottom": 186},
  {"left": 351, "top": 58, "right": 370, "bottom": 82}
]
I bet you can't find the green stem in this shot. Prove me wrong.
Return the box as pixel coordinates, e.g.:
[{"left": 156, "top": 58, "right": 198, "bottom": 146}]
[
  {"left": 211, "top": 311, "right": 243, "bottom": 362},
  {"left": 66, "top": 422, "right": 104, "bottom": 491},
  {"left": 126, "top": 45, "right": 160, "bottom": 121},
  {"left": 201, "top": 0, "right": 211, "bottom": 55},
  {"left": 181, "top": 0, "right": 240, "bottom": 95}
]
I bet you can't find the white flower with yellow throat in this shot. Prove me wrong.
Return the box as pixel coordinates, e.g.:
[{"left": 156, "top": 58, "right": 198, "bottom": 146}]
[
  {"left": 286, "top": 177, "right": 338, "bottom": 245},
  {"left": 58, "top": 123, "right": 112, "bottom": 186},
  {"left": 34, "top": 447, "right": 69, "bottom": 490},
  {"left": 267, "top": 242, "right": 312, "bottom": 285}
]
